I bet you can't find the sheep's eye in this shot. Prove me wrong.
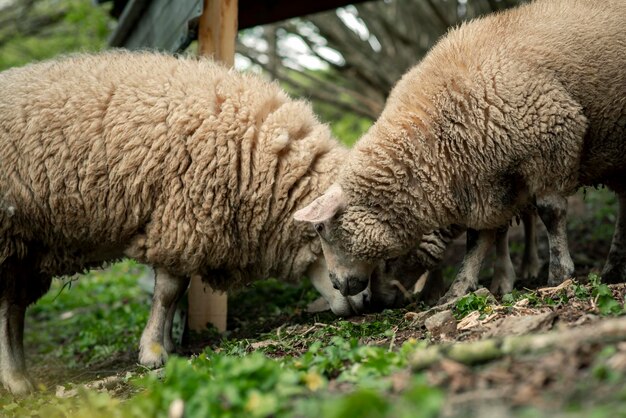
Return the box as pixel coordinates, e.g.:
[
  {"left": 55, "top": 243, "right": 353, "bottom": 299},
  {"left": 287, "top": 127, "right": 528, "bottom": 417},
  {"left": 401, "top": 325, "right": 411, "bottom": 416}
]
[{"left": 314, "top": 223, "right": 324, "bottom": 233}]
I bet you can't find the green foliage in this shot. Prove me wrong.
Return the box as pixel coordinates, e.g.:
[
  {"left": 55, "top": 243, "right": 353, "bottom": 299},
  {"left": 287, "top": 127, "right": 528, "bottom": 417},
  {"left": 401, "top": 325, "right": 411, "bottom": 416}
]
[
  {"left": 591, "top": 346, "right": 622, "bottom": 383},
  {"left": 327, "top": 113, "right": 372, "bottom": 147},
  {"left": 589, "top": 274, "right": 624, "bottom": 316},
  {"left": 277, "top": 67, "right": 373, "bottom": 147},
  {"left": 578, "top": 188, "right": 618, "bottom": 242},
  {"left": 0, "top": 0, "right": 112, "bottom": 71},
  {"left": 295, "top": 378, "right": 443, "bottom": 418},
  {"left": 453, "top": 292, "right": 492, "bottom": 319},
  {"left": 128, "top": 352, "right": 304, "bottom": 418},
  {"left": 502, "top": 288, "right": 569, "bottom": 308},
  {"left": 501, "top": 274, "right": 624, "bottom": 316},
  {"left": 11, "top": 337, "right": 440, "bottom": 418},
  {"left": 2, "top": 265, "right": 444, "bottom": 418},
  {"left": 26, "top": 260, "right": 151, "bottom": 367}
]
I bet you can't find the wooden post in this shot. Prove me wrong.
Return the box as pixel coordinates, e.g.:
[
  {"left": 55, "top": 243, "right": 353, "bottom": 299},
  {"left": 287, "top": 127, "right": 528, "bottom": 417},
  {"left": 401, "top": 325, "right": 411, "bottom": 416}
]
[
  {"left": 188, "top": 0, "right": 238, "bottom": 334},
  {"left": 197, "top": 0, "right": 238, "bottom": 65}
]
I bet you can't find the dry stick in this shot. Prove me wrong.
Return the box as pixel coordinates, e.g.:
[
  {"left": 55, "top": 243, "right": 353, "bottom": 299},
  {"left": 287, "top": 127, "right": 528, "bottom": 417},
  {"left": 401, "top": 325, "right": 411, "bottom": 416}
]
[{"left": 411, "top": 316, "right": 626, "bottom": 370}]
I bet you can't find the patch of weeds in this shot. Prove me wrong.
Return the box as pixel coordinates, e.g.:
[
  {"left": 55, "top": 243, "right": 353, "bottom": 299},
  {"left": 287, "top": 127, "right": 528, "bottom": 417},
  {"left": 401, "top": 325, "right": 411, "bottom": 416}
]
[
  {"left": 294, "top": 376, "right": 443, "bottom": 418},
  {"left": 294, "top": 336, "right": 421, "bottom": 388},
  {"left": 544, "top": 289, "right": 570, "bottom": 307},
  {"left": 453, "top": 292, "right": 492, "bottom": 319},
  {"left": 502, "top": 274, "right": 623, "bottom": 315},
  {"left": 501, "top": 287, "right": 568, "bottom": 308},
  {"left": 26, "top": 259, "right": 151, "bottom": 367},
  {"left": 573, "top": 282, "right": 591, "bottom": 300},
  {"left": 589, "top": 273, "right": 624, "bottom": 316},
  {"left": 591, "top": 346, "right": 622, "bottom": 383},
  {"left": 23, "top": 337, "right": 439, "bottom": 418}
]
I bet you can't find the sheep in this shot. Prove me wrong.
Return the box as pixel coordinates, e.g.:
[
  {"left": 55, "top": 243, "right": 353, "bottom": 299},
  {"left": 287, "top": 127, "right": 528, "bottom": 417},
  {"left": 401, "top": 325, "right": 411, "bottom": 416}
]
[
  {"left": 294, "top": 0, "right": 625, "bottom": 303},
  {"left": 0, "top": 50, "right": 371, "bottom": 395},
  {"left": 369, "top": 201, "right": 569, "bottom": 309}
]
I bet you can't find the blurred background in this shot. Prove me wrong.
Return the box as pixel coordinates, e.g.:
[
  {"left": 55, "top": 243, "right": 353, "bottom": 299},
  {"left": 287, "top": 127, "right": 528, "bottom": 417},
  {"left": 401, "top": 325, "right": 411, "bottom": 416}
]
[
  {"left": 0, "top": 0, "right": 618, "bottom": 342},
  {"left": 1, "top": 0, "right": 533, "bottom": 146}
]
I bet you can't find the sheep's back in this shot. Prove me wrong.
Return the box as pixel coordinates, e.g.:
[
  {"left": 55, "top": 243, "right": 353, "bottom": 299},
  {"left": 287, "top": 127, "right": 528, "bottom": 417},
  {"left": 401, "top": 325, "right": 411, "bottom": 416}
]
[{"left": 0, "top": 51, "right": 339, "bottom": 281}]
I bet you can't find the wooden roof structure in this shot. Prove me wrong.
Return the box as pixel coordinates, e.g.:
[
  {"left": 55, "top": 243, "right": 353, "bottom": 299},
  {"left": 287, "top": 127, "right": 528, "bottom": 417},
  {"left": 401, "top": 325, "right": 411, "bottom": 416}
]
[{"left": 105, "top": 0, "right": 371, "bottom": 52}]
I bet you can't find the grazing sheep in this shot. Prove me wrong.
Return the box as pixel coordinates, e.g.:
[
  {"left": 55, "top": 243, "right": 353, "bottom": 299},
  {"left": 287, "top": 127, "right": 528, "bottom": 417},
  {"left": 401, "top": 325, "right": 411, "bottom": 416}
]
[
  {"left": 369, "top": 201, "right": 568, "bottom": 309},
  {"left": 0, "top": 50, "right": 366, "bottom": 395},
  {"left": 295, "top": 0, "right": 625, "bottom": 302},
  {"left": 368, "top": 225, "right": 464, "bottom": 310}
]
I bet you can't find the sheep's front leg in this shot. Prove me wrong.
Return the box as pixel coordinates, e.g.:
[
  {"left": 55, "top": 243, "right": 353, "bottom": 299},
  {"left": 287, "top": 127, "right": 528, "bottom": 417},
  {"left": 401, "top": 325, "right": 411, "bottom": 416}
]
[
  {"left": 0, "top": 297, "right": 33, "bottom": 395},
  {"left": 139, "top": 269, "right": 189, "bottom": 368},
  {"left": 602, "top": 193, "right": 626, "bottom": 283},
  {"left": 439, "top": 228, "right": 497, "bottom": 304},
  {"left": 537, "top": 195, "right": 574, "bottom": 286},
  {"left": 520, "top": 209, "right": 541, "bottom": 281},
  {"left": 490, "top": 226, "right": 516, "bottom": 295}
]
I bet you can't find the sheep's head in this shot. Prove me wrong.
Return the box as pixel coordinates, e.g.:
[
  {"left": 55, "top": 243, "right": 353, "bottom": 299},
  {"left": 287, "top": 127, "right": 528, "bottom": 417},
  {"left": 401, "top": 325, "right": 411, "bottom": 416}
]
[
  {"left": 306, "top": 256, "right": 371, "bottom": 316},
  {"left": 295, "top": 183, "right": 411, "bottom": 297}
]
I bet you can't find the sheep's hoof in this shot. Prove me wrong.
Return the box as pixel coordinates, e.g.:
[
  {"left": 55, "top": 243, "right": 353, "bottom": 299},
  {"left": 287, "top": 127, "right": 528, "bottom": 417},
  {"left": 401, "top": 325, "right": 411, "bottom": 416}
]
[
  {"left": 547, "top": 266, "right": 575, "bottom": 287},
  {"left": 520, "top": 261, "right": 541, "bottom": 282},
  {"left": 139, "top": 342, "right": 168, "bottom": 368},
  {"left": 2, "top": 371, "right": 35, "bottom": 396}
]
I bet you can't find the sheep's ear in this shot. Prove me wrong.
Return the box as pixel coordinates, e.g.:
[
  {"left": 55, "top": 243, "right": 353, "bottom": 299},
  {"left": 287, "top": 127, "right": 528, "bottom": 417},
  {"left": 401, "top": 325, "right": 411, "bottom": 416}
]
[{"left": 294, "top": 184, "right": 345, "bottom": 223}]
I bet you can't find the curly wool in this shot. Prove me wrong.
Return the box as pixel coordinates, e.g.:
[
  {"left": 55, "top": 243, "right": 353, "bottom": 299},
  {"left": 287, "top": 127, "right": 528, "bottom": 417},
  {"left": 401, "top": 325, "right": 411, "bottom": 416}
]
[
  {"left": 337, "top": 0, "right": 625, "bottom": 261},
  {"left": 0, "top": 51, "right": 345, "bottom": 290}
]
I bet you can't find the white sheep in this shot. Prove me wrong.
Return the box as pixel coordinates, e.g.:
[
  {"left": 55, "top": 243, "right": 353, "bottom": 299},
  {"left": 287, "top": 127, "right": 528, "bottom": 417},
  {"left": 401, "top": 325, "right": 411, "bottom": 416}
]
[
  {"left": 0, "top": 50, "right": 372, "bottom": 395},
  {"left": 295, "top": 0, "right": 625, "bottom": 302},
  {"left": 370, "top": 202, "right": 569, "bottom": 308}
]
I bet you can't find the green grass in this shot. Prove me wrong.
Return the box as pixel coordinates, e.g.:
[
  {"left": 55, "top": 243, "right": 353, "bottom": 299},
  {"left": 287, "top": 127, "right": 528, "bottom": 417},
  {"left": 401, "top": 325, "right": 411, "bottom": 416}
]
[
  {"left": 0, "top": 263, "right": 444, "bottom": 418},
  {"left": 32, "top": 341, "right": 441, "bottom": 418},
  {"left": 453, "top": 292, "right": 493, "bottom": 319},
  {"left": 25, "top": 260, "right": 151, "bottom": 368},
  {"left": 2, "top": 265, "right": 626, "bottom": 417},
  {"left": 500, "top": 273, "right": 625, "bottom": 316}
]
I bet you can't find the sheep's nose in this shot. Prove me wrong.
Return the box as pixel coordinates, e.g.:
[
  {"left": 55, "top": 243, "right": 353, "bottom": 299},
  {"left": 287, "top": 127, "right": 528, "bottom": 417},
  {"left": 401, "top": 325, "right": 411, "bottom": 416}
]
[{"left": 343, "top": 276, "right": 369, "bottom": 296}]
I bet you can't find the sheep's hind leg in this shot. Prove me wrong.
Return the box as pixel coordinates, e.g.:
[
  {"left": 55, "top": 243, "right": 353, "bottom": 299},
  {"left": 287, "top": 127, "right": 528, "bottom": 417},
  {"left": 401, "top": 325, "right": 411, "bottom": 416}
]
[
  {"left": 537, "top": 195, "right": 574, "bottom": 286},
  {"left": 490, "top": 226, "right": 516, "bottom": 295},
  {"left": 439, "top": 228, "right": 497, "bottom": 304},
  {"left": 0, "top": 297, "right": 33, "bottom": 395},
  {"left": 601, "top": 193, "right": 626, "bottom": 283},
  {"left": 139, "top": 269, "right": 189, "bottom": 368}
]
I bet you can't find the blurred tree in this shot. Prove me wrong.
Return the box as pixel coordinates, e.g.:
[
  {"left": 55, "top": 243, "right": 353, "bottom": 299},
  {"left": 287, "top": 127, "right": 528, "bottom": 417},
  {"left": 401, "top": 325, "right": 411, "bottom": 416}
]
[
  {"left": 0, "top": 0, "right": 112, "bottom": 71},
  {"left": 237, "top": 0, "right": 527, "bottom": 122}
]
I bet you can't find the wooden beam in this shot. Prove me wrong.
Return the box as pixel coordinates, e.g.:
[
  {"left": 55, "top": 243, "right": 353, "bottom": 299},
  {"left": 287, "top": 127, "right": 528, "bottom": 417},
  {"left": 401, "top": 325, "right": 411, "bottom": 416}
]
[
  {"left": 197, "top": 0, "right": 237, "bottom": 64},
  {"left": 188, "top": 0, "right": 238, "bottom": 334},
  {"left": 237, "top": 0, "right": 372, "bottom": 30}
]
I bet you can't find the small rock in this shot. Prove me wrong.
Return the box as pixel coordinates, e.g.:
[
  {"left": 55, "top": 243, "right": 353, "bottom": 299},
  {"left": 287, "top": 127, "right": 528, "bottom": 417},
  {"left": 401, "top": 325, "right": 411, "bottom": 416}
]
[
  {"left": 404, "top": 311, "right": 420, "bottom": 321},
  {"left": 55, "top": 385, "right": 78, "bottom": 398},
  {"left": 485, "top": 312, "right": 556, "bottom": 337},
  {"left": 425, "top": 309, "right": 457, "bottom": 338},
  {"left": 474, "top": 288, "right": 497, "bottom": 304}
]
